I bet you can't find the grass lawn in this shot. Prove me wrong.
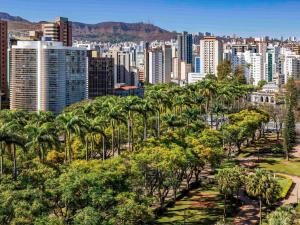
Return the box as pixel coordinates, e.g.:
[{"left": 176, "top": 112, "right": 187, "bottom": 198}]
[
  {"left": 276, "top": 175, "right": 293, "bottom": 199},
  {"left": 259, "top": 157, "right": 300, "bottom": 177},
  {"left": 156, "top": 184, "right": 239, "bottom": 225}
]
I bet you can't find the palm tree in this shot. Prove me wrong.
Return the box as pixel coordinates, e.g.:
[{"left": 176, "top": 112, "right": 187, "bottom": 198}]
[
  {"left": 121, "top": 96, "right": 140, "bottom": 151},
  {"left": 56, "top": 113, "right": 84, "bottom": 162},
  {"left": 196, "top": 79, "right": 217, "bottom": 128},
  {"left": 135, "top": 99, "right": 156, "bottom": 141},
  {"left": 146, "top": 89, "right": 168, "bottom": 138},
  {"left": 245, "top": 169, "right": 281, "bottom": 225},
  {"left": 25, "top": 122, "right": 59, "bottom": 162},
  {"left": 0, "top": 121, "right": 26, "bottom": 179}
]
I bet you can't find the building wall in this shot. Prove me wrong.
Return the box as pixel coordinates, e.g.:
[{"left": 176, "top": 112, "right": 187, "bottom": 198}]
[
  {"left": 88, "top": 54, "right": 114, "bottom": 98},
  {"left": 200, "top": 37, "right": 223, "bottom": 75},
  {"left": 0, "top": 21, "right": 8, "bottom": 101},
  {"left": 10, "top": 41, "right": 87, "bottom": 114}
]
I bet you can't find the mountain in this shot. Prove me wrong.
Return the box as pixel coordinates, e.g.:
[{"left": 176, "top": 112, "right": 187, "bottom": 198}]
[{"left": 0, "top": 12, "right": 177, "bottom": 42}]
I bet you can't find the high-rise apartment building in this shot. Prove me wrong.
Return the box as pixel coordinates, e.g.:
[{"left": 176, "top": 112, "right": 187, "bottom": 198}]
[
  {"left": 148, "top": 45, "right": 172, "bottom": 84},
  {"left": 0, "top": 21, "right": 8, "bottom": 105},
  {"left": 245, "top": 52, "right": 264, "bottom": 86},
  {"left": 10, "top": 41, "right": 87, "bottom": 114},
  {"left": 103, "top": 50, "right": 132, "bottom": 85},
  {"left": 177, "top": 32, "right": 193, "bottom": 64},
  {"left": 200, "top": 36, "right": 223, "bottom": 75},
  {"left": 42, "top": 17, "right": 72, "bottom": 46},
  {"left": 88, "top": 51, "right": 114, "bottom": 98}
]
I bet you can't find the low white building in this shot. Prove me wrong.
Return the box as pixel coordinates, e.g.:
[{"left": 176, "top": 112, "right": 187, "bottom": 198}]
[{"left": 187, "top": 73, "right": 206, "bottom": 84}]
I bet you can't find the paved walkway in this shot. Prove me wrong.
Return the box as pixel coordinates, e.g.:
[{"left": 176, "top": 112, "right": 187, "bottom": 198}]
[
  {"left": 234, "top": 190, "right": 259, "bottom": 225},
  {"left": 234, "top": 128, "right": 300, "bottom": 224}
]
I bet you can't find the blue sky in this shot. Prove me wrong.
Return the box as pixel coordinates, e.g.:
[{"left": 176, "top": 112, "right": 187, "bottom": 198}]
[{"left": 0, "top": 0, "right": 300, "bottom": 38}]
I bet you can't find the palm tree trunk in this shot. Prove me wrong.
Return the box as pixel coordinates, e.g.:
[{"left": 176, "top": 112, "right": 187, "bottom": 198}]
[
  {"left": 259, "top": 198, "right": 262, "bottom": 225},
  {"left": 68, "top": 133, "right": 72, "bottom": 163},
  {"left": 143, "top": 115, "right": 147, "bottom": 141},
  {"left": 157, "top": 111, "right": 160, "bottom": 138},
  {"left": 0, "top": 142, "right": 4, "bottom": 175},
  {"left": 111, "top": 123, "right": 115, "bottom": 156},
  {"left": 223, "top": 194, "right": 226, "bottom": 222},
  {"left": 85, "top": 136, "right": 89, "bottom": 161},
  {"left": 127, "top": 112, "right": 131, "bottom": 151},
  {"left": 64, "top": 133, "right": 67, "bottom": 163},
  {"left": 102, "top": 136, "right": 106, "bottom": 160},
  {"left": 117, "top": 126, "right": 121, "bottom": 155},
  {"left": 13, "top": 144, "right": 17, "bottom": 180}
]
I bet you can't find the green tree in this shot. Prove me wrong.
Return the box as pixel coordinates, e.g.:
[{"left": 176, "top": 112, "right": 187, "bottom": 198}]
[
  {"left": 217, "top": 60, "right": 232, "bottom": 80},
  {"left": 216, "top": 166, "right": 244, "bottom": 222},
  {"left": 245, "top": 169, "right": 281, "bottom": 225}
]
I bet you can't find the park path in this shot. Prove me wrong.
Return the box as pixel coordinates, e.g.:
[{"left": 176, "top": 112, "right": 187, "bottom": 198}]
[
  {"left": 234, "top": 125, "right": 300, "bottom": 224},
  {"left": 234, "top": 190, "right": 259, "bottom": 225}
]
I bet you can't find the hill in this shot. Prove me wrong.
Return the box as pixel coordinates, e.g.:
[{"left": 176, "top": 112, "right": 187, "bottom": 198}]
[{"left": 0, "top": 12, "right": 177, "bottom": 42}]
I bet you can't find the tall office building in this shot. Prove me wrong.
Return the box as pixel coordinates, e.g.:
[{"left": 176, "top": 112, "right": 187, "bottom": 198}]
[
  {"left": 177, "top": 32, "right": 193, "bottom": 64},
  {"left": 148, "top": 46, "right": 172, "bottom": 84},
  {"left": 104, "top": 50, "right": 132, "bottom": 85},
  {"left": 0, "top": 21, "right": 8, "bottom": 105},
  {"left": 264, "top": 46, "right": 279, "bottom": 82},
  {"left": 194, "top": 57, "right": 201, "bottom": 73},
  {"left": 88, "top": 51, "right": 114, "bottom": 98},
  {"left": 200, "top": 36, "right": 223, "bottom": 75},
  {"left": 10, "top": 41, "right": 87, "bottom": 114},
  {"left": 42, "top": 17, "right": 72, "bottom": 46},
  {"left": 144, "top": 42, "right": 150, "bottom": 83}
]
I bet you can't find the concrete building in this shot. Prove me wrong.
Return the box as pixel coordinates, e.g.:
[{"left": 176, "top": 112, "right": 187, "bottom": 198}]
[
  {"left": 177, "top": 32, "right": 193, "bottom": 64},
  {"left": 283, "top": 55, "right": 300, "bottom": 82},
  {"left": 148, "top": 46, "right": 172, "bottom": 84},
  {"left": 0, "top": 21, "right": 8, "bottom": 106},
  {"left": 88, "top": 51, "right": 114, "bottom": 98},
  {"left": 42, "top": 17, "right": 72, "bottom": 46},
  {"left": 180, "top": 61, "right": 192, "bottom": 81},
  {"left": 194, "top": 57, "right": 201, "bottom": 73},
  {"left": 200, "top": 36, "right": 223, "bottom": 75},
  {"left": 187, "top": 73, "right": 205, "bottom": 84},
  {"left": 245, "top": 52, "right": 264, "bottom": 86},
  {"left": 104, "top": 50, "right": 132, "bottom": 85},
  {"left": 10, "top": 41, "right": 87, "bottom": 114}
]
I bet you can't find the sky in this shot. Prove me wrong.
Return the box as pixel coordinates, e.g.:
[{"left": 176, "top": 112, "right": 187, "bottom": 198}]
[{"left": 1, "top": 0, "right": 300, "bottom": 38}]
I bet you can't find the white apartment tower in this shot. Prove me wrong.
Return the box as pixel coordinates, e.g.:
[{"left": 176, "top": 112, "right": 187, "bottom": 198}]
[
  {"left": 148, "top": 45, "right": 172, "bottom": 84},
  {"left": 10, "top": 41, "right": 87, "bottom": 114},
  {"left": 200, "top": 36, "right": 223, "bottom": 75}
]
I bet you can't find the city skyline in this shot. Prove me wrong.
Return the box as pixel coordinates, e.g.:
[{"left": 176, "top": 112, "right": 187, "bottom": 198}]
[{"left": 1, "top": 0, "right": 300, "bottom": 38}]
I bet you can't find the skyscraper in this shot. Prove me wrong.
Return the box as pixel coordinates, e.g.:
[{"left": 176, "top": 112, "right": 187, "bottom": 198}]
[
  {"left": 103, "top": 50, "right": 132, "bottom": 85},
  {"left": 42, "top": 17, "right": 72, "bottom": 46},
  {"left": 144, "top": 42, "right": 150, "bottom": 83},
  {"left": 88, "top": 51, "right": 114, "bottom": 98},
  {"left": 0, "top": 21, "right": 8, "bottom": 105},
  {"left": 148, "top": 45, "right": 172, "bottom": 84},
  {"left": 200, "top": 36, "right": 223, "bottom": 75},
  {"left": 10, "top": 41, "right": 87, "bottom": 114},
  {"left": 177, "top": 32, "right": 193, "bottom": 64}
]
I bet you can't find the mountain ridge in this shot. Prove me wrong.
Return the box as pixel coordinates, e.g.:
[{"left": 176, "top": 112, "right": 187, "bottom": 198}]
[{"left": 0, "top": 12, "right": 177, "bottom": 42}]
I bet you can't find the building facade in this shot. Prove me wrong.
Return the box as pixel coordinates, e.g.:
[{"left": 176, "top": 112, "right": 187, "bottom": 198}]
[
  {"left": 10, "top": 41, "right": 87, "bottom": 114},
  {"left": 88, "top": 51, "right": 114, "bottom": 98},
  {"left": 200, "top": 36, "right": 223, "bottom": 75},
  {"left": 0, "top": 21, "right": 8, "bottom": 105},
  {"left": 177, "top": 32, "right": 193, "bottom": 64},
  {"left": 42, "top": 17, "right": 72, "bottom": 46}
]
